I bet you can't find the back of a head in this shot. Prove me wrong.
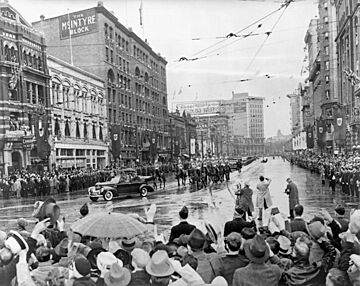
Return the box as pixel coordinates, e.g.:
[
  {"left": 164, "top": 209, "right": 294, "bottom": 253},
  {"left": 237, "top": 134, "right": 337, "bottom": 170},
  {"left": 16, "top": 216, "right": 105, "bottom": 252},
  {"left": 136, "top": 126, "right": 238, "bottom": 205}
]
[
  {"left": 179, "top": 206, "right": 189, "bottom": 220},
  {"left": 294, "top": 204, "right": 304, "bottom": 216},
  {"left": 259, "top": 176, "right": 264, "bottom": 181},
  {"left": 294, "top": 237, "right": 311, "bottom": 259},
  {"left": 151, "top": 276, "right": 171, "bottom": 286},
  {"left": 131, "top": 248, "right": 150, "bottom": 269}
]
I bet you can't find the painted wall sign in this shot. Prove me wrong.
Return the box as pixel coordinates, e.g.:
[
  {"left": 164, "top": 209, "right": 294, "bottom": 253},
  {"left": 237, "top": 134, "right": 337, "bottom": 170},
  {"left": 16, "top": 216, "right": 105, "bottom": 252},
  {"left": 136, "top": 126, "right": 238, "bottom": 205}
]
[{"left": 59, "top": 9, "right": 98, "bottom": 39}]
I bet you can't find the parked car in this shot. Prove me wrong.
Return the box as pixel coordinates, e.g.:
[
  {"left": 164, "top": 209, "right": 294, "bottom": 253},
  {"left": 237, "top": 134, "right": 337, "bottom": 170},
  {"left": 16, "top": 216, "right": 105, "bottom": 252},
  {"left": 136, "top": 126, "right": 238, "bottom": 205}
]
[{"left": 88, "top": 168, "right": 155, "bottom": 202}]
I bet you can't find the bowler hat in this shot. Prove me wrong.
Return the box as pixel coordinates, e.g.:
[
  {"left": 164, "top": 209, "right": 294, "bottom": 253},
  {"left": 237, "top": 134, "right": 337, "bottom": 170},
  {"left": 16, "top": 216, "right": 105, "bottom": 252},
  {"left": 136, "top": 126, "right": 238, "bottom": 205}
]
[
  {"left": 277, "top": 235, "right": 291, "bottom": 255},
  {"left": 335, "top": 205, "right": 346, "bottom": 216},
  {"left": 241, "top": 227, "right": 256, "bottom": 240},
  {"left": 145, "top": 250, "right": 174, "bottom": 277},
  {"left": 244, "top": 234, "right": 269, "bottom": 264}
]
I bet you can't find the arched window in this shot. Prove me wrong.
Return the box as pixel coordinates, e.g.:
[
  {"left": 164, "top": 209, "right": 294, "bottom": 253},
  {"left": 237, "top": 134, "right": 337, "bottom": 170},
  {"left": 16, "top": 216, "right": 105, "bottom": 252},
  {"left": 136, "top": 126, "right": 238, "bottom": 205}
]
[
  {"left": 76, "top": 121, "right": 80, "bottom": 138},
  {"left": 135, "top": 66, "right": 140, "bottom": 77},
  {"left": 92, "top": 124, "right": 97, "bottom": 139},
  {"left": 82, "top": 88, "right": 88, "bottom": 112},
  {"left": 107, "top": 69, "right": 115, "bottom": 84},
  {"left": 64, "top": 120, "right": 70, "bottom": 137},
  {"left": 4, "top": 45, "right": 10, "bottom": 61},
  {"left": 54, "top": 118, "right": 60, "bottom": 136},
  {"left": 144, "top": 72, "right": 149, "bottom": 82},
  {"left": 84, "top": 122, "right": 88, "bottom": 138},
  {"left": 99, "top": 126, "right": 103, "bottom": 140}
]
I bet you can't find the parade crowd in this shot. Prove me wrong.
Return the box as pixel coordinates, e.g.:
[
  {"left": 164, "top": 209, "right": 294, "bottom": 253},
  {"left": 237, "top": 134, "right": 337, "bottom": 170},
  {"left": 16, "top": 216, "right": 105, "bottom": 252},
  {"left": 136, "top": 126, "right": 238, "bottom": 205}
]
[{"left": 287, "top": 151, "right": 360, "bottom": 197}]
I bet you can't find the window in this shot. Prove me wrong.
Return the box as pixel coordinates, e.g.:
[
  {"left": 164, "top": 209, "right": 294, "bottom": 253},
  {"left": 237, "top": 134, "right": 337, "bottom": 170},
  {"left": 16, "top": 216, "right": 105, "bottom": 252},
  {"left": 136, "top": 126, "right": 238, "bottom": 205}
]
[
  {"left": 325, "top": 90, "right": 330, "bottom": 100},
  {"left": 65, "top": 120, "right": 71, "bottom": 137},
  {"left": 105, "top": 47, "right": 109, "bottom": 62},
  {"left": 93, "top": 124, "right": 97, "bottom": 139},
  {"left": 325, "top": 61, "right": 330, "bottom": 70},
  {"left": 323, "top": 16, "right": 328, "bottom": 24},
  {"left": 325, "top": 46, "right": 329, "bottom": 55},
  {"left": 325, "top": 75, "right": 329, "bottom": 83}
]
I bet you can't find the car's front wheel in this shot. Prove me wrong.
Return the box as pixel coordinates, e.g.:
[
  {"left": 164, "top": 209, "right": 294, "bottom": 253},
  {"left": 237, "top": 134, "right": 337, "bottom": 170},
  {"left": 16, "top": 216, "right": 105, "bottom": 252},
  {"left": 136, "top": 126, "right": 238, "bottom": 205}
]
[
  {"left": 140, "top": 186, "right": 148, "bottom": 197},
  {"left": 103, "top": 190, "right": 114, "bottom": 201},
  {"left": 90, "top": 197, "right": 99, "bottom": 202}
]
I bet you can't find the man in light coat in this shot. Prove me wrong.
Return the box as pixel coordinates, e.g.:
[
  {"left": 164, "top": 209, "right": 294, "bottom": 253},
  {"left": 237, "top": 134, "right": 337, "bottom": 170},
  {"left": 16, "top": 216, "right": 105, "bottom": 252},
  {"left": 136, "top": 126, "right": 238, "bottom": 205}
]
[{"left": 256, "top": 176, "right": 272, "bottom": 222}]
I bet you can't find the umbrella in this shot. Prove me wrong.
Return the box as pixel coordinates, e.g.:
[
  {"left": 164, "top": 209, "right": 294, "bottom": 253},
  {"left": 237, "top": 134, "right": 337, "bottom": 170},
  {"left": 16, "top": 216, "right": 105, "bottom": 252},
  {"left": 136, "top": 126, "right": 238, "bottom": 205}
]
[{"left": 70, "top": 211, "right": 148, "bottom": 239}]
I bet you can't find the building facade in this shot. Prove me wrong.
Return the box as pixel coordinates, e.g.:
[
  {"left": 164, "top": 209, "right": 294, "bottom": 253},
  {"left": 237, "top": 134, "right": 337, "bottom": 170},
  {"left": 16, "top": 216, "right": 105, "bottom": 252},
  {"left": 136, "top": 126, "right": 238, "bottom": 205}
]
[
  {"left": 33, "top": 2, "right": 169, "bottom": 164},
  {"left": 0, "top": 1, "right": 50, "bottom": 176},
  {"left": 175, "top": 92, "right": 265, "bottom": 156},
  {"left": 47, "top": 55, "right": 109, "bottom": 169}
]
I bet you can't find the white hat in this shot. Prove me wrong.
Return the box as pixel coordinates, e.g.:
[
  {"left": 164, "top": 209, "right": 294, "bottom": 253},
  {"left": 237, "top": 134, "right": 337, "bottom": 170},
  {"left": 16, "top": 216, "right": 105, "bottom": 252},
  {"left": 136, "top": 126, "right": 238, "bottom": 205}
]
[
  {"left": 4, "top": 231, "right": 28, "bottom": 255},
  {"left": 349, "top": 210, "right": 360, "bottom": 234},
  {"left": 97, "top": 252, "right": 122, "bottom": 273}
]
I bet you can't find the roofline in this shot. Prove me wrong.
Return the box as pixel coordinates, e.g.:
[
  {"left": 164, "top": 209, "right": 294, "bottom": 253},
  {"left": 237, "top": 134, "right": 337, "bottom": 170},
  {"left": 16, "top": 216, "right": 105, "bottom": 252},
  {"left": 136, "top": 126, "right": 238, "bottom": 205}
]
[{"left": 47, "top": 55, "right": 104, "bottom": 84}]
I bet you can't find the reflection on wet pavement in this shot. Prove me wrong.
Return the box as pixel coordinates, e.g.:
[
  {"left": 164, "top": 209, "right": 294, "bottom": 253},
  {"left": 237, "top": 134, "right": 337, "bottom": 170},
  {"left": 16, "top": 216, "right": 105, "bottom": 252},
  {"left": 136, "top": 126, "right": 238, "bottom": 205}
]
[{"left": 1, "top": 157, "right": 359, "bottom": 234}]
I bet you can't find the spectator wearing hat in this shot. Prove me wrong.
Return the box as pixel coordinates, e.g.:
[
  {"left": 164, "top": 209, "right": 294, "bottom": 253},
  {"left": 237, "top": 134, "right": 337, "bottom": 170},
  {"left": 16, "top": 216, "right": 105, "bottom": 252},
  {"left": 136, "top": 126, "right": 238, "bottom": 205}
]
[
  {"left": 283, "top": 234, "right": 337, "bottom": 286},
  {"left": 146, "top": 250, "right": 175, "bottom": 286},
  {"left": 104, "top": 263, "right": 131, "bottom": 286},
  {"left": 334, "top": 205, "right": 349, "bottom": 233},
  {"left": 187, "top": 228, "right": 216, "bottom": 283},
  {"left": 96, "top": 252, "right": 123, "bottom": 286},
  {"left": 128, "top": 248, "right": 151, "bottom": 286},
  {"left": 241, "top": 228, "right": 256, "bottom": 241},
  {"left": 290, "top": 204, "right": 308, "bottom": 234},
  {"left": 210, "top": 232, "right": 248, "bottom": 285},
  {"left": 285, "top": 178, "right": 299, "bottom": 220},
  {"left": 326, "top": 268, "right": 351, "bottom": 286},
  {"left": 69, "top": 255, "right": 96, "bottom": 286},
  {"left": 169, "top": 206, "right": 195, "bottom": 242},
  {"left": 236, "top": 181, "right": 254, "bottom": 219},
  {"left": 232, "top": 234, "right": 282, "bottom": 286},
  {"left": 224, "top": 207, "right": 256, "bottom": 237}
]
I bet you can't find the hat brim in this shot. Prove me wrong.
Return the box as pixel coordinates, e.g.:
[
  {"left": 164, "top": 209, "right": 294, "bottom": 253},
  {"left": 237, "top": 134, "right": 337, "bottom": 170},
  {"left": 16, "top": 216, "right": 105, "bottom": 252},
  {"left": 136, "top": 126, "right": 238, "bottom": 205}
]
[
  {"left": 279, "top": 248, "right": 292, "bottom": 255},
  {"left": 244, "top": 240, "right": 269, "bottom": 264},
  {"left": 145, "top": 261, "right": 174, "bottom": 277},
  {"left": 205, "top": 222, "right": 218, "bottom": 243},
  {"left": 104, "top": 268, "right": 131, "bottom": 286}
]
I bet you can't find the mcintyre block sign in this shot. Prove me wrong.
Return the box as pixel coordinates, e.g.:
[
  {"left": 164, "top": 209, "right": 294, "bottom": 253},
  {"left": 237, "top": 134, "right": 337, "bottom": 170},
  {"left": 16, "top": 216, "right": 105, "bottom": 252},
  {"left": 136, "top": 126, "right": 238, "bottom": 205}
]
[{"left": 59, "top": 9, "right": 98, "bottom": 39}]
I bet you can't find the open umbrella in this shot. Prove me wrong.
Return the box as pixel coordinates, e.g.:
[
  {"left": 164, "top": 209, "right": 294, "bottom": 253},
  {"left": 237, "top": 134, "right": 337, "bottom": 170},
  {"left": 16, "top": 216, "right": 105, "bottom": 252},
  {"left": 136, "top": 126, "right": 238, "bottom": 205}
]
[{"left": 70, "top": 211, "right": 148, "bottom": 239}]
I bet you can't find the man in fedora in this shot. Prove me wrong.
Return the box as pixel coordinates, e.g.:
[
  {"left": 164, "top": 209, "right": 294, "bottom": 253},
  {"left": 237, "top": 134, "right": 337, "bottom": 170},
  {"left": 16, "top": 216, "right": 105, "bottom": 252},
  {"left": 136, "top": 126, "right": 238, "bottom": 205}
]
[
  {"left": 186, "top": 228, "right": 216, "bottom": 284},
  {"left": 285, "top": 178, "right": 299, "bottom": 220},
  {"left": 169, "top": 206, "right": 195, "bottom": 242},
  {"left": 146, "top": 250, "right": 174, "bottom": 286},
  {"left": 104, "top": 263, "right": 131, "bottom": 286},
  {"left": 232, "top": 234, "right": 282, "bottom": 286},
  {"left": 237, "top": 181, "right": 254, "bottom": 219}
]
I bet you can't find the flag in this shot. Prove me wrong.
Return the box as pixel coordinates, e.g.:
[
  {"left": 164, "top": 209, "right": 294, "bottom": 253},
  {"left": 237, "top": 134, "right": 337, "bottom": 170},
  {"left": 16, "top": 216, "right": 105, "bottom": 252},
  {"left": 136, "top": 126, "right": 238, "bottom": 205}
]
[
  {"left": 306, "top": 126, "right": 314, "bottom": 148},
  {"left": 317, "top": 119, "right": 325, "bottom": 149},
  {"left": 139, "top": 0, "right": 143, "bottom": 26},
  {"left": 34, "top": 114, "right": 51, "bottom": 159},
  {"left": 111, "top": 125, "right": 121, "bottom": 159},
  {"left": 333, "top": 105, "right": 346, "bottom": 142},
  {"left": 178, "top": 87, "right": 182, "bottom": 95}
]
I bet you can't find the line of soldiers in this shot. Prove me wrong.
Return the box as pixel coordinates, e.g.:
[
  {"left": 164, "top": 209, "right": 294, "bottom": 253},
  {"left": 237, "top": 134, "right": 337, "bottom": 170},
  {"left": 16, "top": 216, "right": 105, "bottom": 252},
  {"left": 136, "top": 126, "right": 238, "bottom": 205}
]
[{"left": 287, "top": 152, "right": 360, "bottom": 198}]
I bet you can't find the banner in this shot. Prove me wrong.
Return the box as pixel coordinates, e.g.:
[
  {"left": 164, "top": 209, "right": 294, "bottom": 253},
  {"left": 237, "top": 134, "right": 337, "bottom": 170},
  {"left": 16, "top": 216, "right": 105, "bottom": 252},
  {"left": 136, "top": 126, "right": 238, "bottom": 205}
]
[
  {"left": 333, "top": 105, "right": 346, "bottom": 142},
  {"left": 190, "top": 138, "right": 196, "bottom": 155},
  {"left": 317, "top": 119, "right": 325, "bottom": 148},
  {"left": 111, "top": 125, "right": 121, "bottom": 160},
  {"left": 34, "top": 114, "right": 51, "bottom": 160},
  {"left": 306, "top": 126, "right": 314, "bottom": 148}
]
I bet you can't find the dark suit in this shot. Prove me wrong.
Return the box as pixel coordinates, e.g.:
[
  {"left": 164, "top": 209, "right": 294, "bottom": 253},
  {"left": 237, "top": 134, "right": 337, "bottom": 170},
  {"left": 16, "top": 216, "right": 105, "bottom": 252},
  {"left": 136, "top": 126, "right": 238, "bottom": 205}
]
[
  {"left": 169, "top": 221, "right": 196, "bottom": 242},
  {"left": 224, "top": 217, "right": 256, "bottom": 237},
  {"left": 290, "top": 218, "right": 308, "bottom": 234},
  {"left": 128, "top": 270, "right": 151, "bottom": 286}
]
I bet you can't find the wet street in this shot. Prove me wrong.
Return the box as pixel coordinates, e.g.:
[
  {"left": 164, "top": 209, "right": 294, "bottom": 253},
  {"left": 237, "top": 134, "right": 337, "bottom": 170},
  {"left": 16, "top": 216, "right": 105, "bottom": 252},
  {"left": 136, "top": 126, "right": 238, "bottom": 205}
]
[{"left": 1, "top": 157, "right": 360, "bottom": 234}]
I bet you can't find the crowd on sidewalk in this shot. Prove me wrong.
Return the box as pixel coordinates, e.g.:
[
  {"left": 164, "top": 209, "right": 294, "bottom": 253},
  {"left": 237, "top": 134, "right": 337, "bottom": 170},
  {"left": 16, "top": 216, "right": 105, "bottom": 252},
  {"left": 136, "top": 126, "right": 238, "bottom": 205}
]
[
  {"left": 286, "top": 151, "right": 360, "bottom": 197},
  {"left": 1, "top": 169, "right": 360, "bottom": 286},
  {"left": 0, "top": 162, "right": 177, "bottom": 200}
]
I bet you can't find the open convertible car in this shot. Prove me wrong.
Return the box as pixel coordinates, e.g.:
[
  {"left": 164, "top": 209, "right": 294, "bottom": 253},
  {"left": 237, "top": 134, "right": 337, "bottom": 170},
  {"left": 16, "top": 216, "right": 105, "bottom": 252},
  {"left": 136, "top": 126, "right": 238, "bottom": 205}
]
[{"left": 88, "top": 168, "right": 155, "bottom": 202}]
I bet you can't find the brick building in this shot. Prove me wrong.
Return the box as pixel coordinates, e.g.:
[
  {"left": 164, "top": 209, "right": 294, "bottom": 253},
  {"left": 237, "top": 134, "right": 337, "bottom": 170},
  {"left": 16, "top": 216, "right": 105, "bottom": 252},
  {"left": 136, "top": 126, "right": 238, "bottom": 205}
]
[
  {"left": 0, "top": 1, "right": 50, "bottom": 175},
  {"left": 33, "top": 2, "right": 169, "bottom": 164}
]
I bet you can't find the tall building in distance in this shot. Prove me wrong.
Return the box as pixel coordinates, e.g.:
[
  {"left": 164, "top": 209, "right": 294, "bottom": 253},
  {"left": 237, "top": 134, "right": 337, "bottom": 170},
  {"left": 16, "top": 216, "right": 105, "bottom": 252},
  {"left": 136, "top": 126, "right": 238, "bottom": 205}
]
[
  {"left": 0, "top": 1, "right": 51, "bottom": 176},
  {"left": 175, "top": 92, "right": 265, "bottom": 156},
  {"left": 33, "top": 2, "right": 169, "bottom": 164}
]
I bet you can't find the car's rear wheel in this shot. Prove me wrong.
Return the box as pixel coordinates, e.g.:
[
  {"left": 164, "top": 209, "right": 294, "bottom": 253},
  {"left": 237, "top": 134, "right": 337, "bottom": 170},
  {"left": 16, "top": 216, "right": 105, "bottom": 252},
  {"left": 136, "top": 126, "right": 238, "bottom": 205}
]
[
  {"left": 103, "top": 190, "right": 114, "bottom": 201},
  {"left": 140, "top": 186, "right": 148, "bottom": 197},
  {"left": 90, "top": 197, "right": 99, "bottom": 202}
]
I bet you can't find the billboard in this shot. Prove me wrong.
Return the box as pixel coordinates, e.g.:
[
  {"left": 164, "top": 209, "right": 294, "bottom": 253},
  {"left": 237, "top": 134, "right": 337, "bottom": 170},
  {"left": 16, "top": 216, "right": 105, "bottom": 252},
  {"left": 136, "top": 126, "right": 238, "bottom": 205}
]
[
  {"left": 175, "top": 101, "right": 220, "bottom": 116},
  {"left": 59, "top": 9, "right": 98, "bottom": 39}
]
